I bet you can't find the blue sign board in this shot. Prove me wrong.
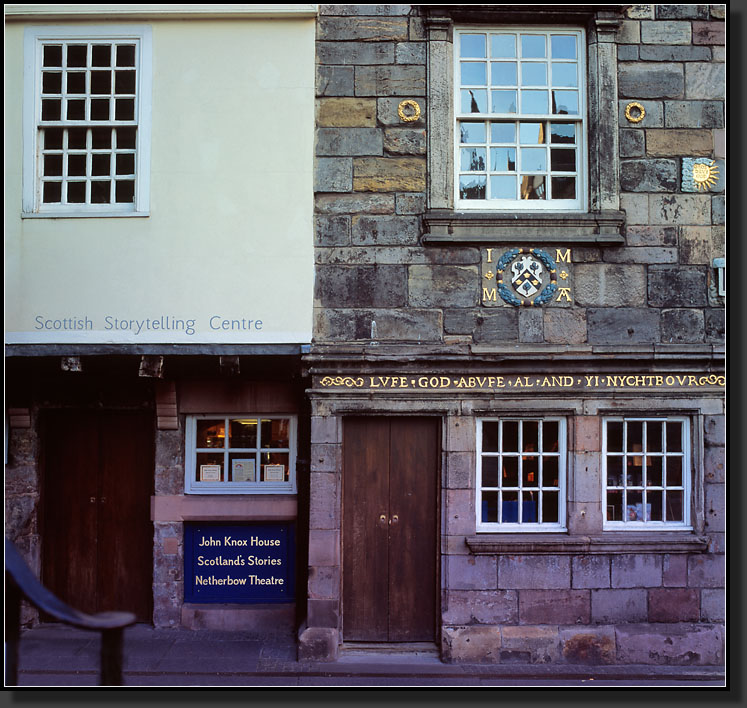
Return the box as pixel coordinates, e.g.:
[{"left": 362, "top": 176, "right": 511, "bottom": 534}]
[{"left": 184, "top": 522, "right": 295, "bottom": 603}]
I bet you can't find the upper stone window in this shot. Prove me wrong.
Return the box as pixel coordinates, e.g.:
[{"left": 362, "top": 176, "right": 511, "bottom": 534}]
[{"left": 455, "top": 28, "right": 586, "bottom": 211}]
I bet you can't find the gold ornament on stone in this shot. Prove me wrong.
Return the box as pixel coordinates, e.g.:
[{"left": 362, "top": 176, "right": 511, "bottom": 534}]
[
  {"left": 624, "top": 101, "right": 645, "bottom": 123},
  {"left": 691, "top": 160, "right": 720, "bottom": 191},
  {"left": 398, "top": 99, "right": 421, "bottom": 123}
]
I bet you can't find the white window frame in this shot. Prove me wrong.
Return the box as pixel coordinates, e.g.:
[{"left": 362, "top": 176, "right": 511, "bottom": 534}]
[
  {"left": 185, "top": 415, "right": 297, "bottom": 495},
  {"left": 476, "top": 417, "right": 567, "bottom": 533},
  {"left": 602, "top": 416, "right": 692, "bottom": 531},
  {"left": 454, "top": 27, "right": 587, "bottom": 212},
  {"left": 22, "top": 25, "right": 152, "bottom": 217}
]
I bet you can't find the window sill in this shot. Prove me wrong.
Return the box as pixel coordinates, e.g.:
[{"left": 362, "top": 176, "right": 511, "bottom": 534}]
[
  {"left": 422, "top": 209, "right": 625, "bottom": 245},
  {"left": 22, "top": 210, "right": 149, "bottom": 219},
  {"left": 466, "top": 532, "right": 708, "bottom": 555}
]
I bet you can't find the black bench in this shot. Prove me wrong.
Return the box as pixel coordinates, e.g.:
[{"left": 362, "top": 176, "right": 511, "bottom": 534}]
[{"left": 5, "top": 537, "right": 136, "bottom": 686}]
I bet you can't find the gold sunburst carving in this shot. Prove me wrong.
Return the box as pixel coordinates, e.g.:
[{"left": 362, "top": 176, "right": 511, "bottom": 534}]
[{"left": 692, "top": 160, "right": 719, "bottom": 191}]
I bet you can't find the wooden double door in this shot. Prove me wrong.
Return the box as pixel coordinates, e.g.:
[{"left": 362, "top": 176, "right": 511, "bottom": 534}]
[
  {"left": 342, "top": 417, "right": 439, "bottom": 642},
  {"left": 42, "top": 410, "right": 154, "bottom": 621}
]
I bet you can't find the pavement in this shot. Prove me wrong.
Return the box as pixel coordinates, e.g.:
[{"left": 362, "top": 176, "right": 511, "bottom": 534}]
[{"left": 11, "top": 623, "right": 727, "bottom": 688}]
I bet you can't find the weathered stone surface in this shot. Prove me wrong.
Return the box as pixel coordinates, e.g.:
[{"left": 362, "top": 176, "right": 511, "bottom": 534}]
[
  {"left": 664, "top": 100, "right": 724, "bottom": 129},
  {"left": 445, "top": 451, "right": 474, "bottom": 489},
  {"left": 560, "top": 627, "right": 616, "bottom": 665},
  {"left": 377, "top": 97, "right": 426, "bottom": 126},
  {"left": 587, "top": 308, "right": 660, "bottom": 344},
  {"left": 648, "top": 589, "right": 700, "bottom": 622},
  {"left": 711, "top": 46, "right": 725, "bottom": 61},
  {"left": 615, "top": 624, "right": 724, "bottom": 665},
  {"left": 572, "top": 555, "right": 610, "bottom": 589},
  {"left": 473, "top": 310, "right": 520, "bottom": 343},
  {"left": 153, "top": 582, "right": 183, "bottom": 627},
  {"left": 447, "top": 555, "right": 497, "bottom": 590},
  {"left": 619, "top": 99, "right": 664, "bottom": 128},
  {"left": 700, "top": 589, "right": 725, "bottom": 622},
  {"left": 395, "top": 192, "right": 426, "bottom": 214},
  {"left": 705, "top": 482, "right": 725, "bottom": 532},
  {"left": 692, "top": 21, "right": 725, "bottom": 44},
  {"left": 620, "top": 159, "right": 678, "bottom": 191},
  {"left": 308, "top": 566, "right": 340, "bottom": 600},
  {"left": 408, "top": 265, "right": 478, "bottom": 308},
  {"left": 315, "top": 157, "right": 353, "bottom": 192},
  {"left": 605, "top": 247, "right": 678, "bottom": 265},
  {"left": 317, "top": 98, "right": 376, "bottom": 128},
  {"left": 518, "top": 308, "right": 543, "bottom": 343},
  {"left": 648, "top": 266, "right": 707, "bottom": 307},
  {"left": 353, "top": 156, "right": 426, "bottom": 192},
  {"left": 355, "top": 65, "right": 426, "bottom": 97},
  {"left": 620, "top": 129, "right": 645, "bottom": 157},
  {"left": 442, "top": 626, "right": 501, "bottom": 664},
  {"left": 617, "top": 44, "right": 639, "bottom": 61},
  {"left": 442, "top": 590, "right": 518, "bottom": 624},
  {"left": 317, "top": 65, "right": 354, "bottom": 97},
  {"left": 688, "top": 554, "right": 725, "bottom": 588},
  {"left": 612, "top": 554, "right": 663, "bottom": 588},
  {"left": 319, "top": 5, "right": 411, "bottom": 16},
  {"left": 591, "top": 589, "right": 648, "bottom": 623},
  {"left": 649, "top": 194, "right": 711, "bottom": 225},
  {"left": 383, "top": 128, "right": 426, "bottom": 155},
  {"left": 704, "top": 415, "right": 725, "bottom": 447},
  {"left": 501, "top": 625, "right": 561, "bottom": 664},
  {"left": 310, "top": 416, "right": 341, "bottom": 445},
  {"left": 617, "top": 20, "right": 640, "bottom": 44},
  {"left": 710, "top": 5, "right": 726, "bottom": 19},
  {"left": 308, "top": 530, "right": 340, "bottom": 567},
  {"left": 308, "top": 598, "right": 339, "bottom": 628},
  {"left": 573, "top": 264, "right": 646, "bottom": 307},
  {"left": 656, "top": 5, "right": 708, "bottom": 19},
  {"left": 703, "top": 446, "right": 725, "bottom": 485},
  {"left": 309, "top": 471, "right": 339, "bottom": 529},
  {"left": 618, "top": 63, "right": 684, "bottom": 99},
  {"left": 660, "top": 309, "right": 705, "bottom": 343},
  {"left": 711, "top": 195, "right": 724, "bottom": 225},
  {"left": 663, "top": 554, "right": 688, "bottom": 587},
  {"left": 298, "top": 626, "right": 339, "bottom": 662},
  {"left": 315, "top": 215, "right": 350, "bottom": 247},
  {"left": 317, "top": 41, "right": 394, "bottom": 66},
  {"left": 714, "top": 128, "right": 725, "bottom": 158},
  {"left": 639, "top": 44, "right": 711, "bottom": 61},
  {"left": 625, "top": 226, "right": 677, "bottom": 247},
  {"left": 620, "top": 193, "right": 649, "bottom": 224},
  {"left": 646, "top": 129, "right": 712, "bottom": 156},
  {"left": 519, "top": 590, "right": 591, "bottom": 625},
  {"left": 351, "top": 215, "right": 419, "bottom": 245},
  {"left": 498, "top": 555, "right": 571, "bottom": 590},
  {"left": 640, "top": 20, "right": 692, "bottom": 44},
  {"left": 680, "top": 226, "right": 721, "bottom": 264},
  {"left": 543, "top": 309, "right": 587, "bottom": 344},
  {"left": 317, "top": 128, "right": 383, "bottom": 157},
  {"left": 395, "top": 41, "right": 426, "bottom": 64},
  {"left": 704, "top": 308, "right": 725, "bottom": 344},
  {"left": 315, "top": 193, "right": 395, "bottom": 214},
  {"left": 685, "top": 63, "right": 725, "bottom": 100},
  {"left": 626, "top": 5, "right": 654, "bottom": 20},
  {"left": 317, "top": 16, "right": 408, "bottom": 41},
  {"left": 314, "top": 307, "right": 441, "bottom": 342},
  {"left": 316, "top": 265, "right": 406, "bottom": 307}
]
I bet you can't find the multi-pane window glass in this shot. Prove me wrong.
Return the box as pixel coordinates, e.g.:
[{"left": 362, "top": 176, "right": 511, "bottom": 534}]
[
  {"left": 187, "top": 416, "right": 296, "bottom": 494},
  {"left": 478, "top": 419, "right": 566, "bottom": 530},
  {"left": 603, "top": 418, "right": 690, "bottom": 528},
  {"left": 456, "top": 29, "right": 585, "bottom": 209},
  {"left": 37, "top": 40, "right": 139, "bottom": 208}
]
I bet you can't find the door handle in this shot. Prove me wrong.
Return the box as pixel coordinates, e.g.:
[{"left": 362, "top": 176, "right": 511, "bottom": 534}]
[
  {"left": 379, "top": 514, "right": 387, "bottom": 524},
  {"left": 90, "top": 497, "right": 96, "bottom": 503},
  {"left": 391, "top": 515, "right": 399, "bottom": 524}
]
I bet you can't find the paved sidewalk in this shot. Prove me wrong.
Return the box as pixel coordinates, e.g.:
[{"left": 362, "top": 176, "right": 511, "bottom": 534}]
[{"left": 12, "top": 624, "right": 726, "bottom": 688}]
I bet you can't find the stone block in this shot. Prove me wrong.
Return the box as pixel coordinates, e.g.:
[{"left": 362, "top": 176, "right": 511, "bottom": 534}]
[
  {"left": 409, "top": 15, "right": 426, "bottom": 41},
  {"left": 625, "top": 5, "right": 654, "bottom": 20},
  {"left": 711, "top": 5, "right": 726, "bottom": 19},
  {"left": 316, "top": 193, "right": 395, "bottom": 215},
  {"left": 395, "top": 192, "right": 425, "bottom": 214},
  {"left": 447, "top": 415, "right": 476, "bottom": 453},
  {"left": 567, "top": 502, "right": 603, "bottom": 535},
  {"left": 617, "top": 45, "right": 639, "bottom": 61},
  {"left": 315, "top": 265, "right": 406, "bottom": 307},
  {"left": 617, "top": 20, "right": 640, "bottom": 44},
  {"left": 314, "top": 307, "right": 442, "bottom": 342},
  {"left": 317, "top": 41, "right": 394, "bottom": 66},
  {"left": 660, "top": 309, "right": 705, "bottom": 344},
  {"left": 572, "top": 556, "right": 610, "bottom": 589},
  {"left": 611, "top": 554, "right": 662, "bottom": 588},
  {"left": 572, "top": 452, "right": 602, "bottom": 503},
  {"left": 395, "top": 41, "right": 426, "bottom": 64},
  {"left": 308, "top": 530, "right": 340, "bottom": 567},
  {"left": 648, "top": 266, "right": 707, "bottom": 307},
  {"left": 298, "top": 626, "right": 339, "bottom": 662},
  {"left": 318, "top": 16, "right": 408, "bottom": 41},
  {"left": 518, "top": 590, "right": 590, "bottom": 625},
  {"left": 620, "top": 129, "right": 645, "bottom": 157},
  {"left": 319, "top": 5, "right": 411, "bottom": 17},
  {"left": 641, "top": 20, "right": 692, "bottom": 44},
  {"left": 574, "top": 264, "right": 646, "bottom": 306},
  {"left": 355, "top": 65, "right": 426, "bottom": 97},
  {"left": 619, "top": 100, "right": 664, "bottom": 128},
  {"left": 315, "top": 215, "right": 350, "bottom": 247},
  {"left": 685, "top": 63, "right": 725, "bottom": 100},
  {"left": 618, "top": 63, "right": 684, "bottom": 99},
  {"left": 309, "top": 472, "right": 339, "bottom": 530},
  {"left": 649, "top": 588, "right": 700, "bottom": 622},
  {"left": 501, "top": 625, "right": 561, "bottom": 664},
  {"left": 311, "top": 416, "right": 340, "bottom": 446},
  {"left": 704, "top": 415, "right": 725, "bottom": 447},
  {"left": 639, "top": 45, "right": 712, "bottom": 61},
  {"left": 700, "top": 589, "right": 725, "bottom": 622},
  {"left": 317, "top": 98, "right": 376, "bottom": 128},
  {"left": 317, "top": 128, "right": 383, "bottom": 157},
  {"left": 498, "top": 555, "right": 571, "bottom": 590},
  {"left": 543, "top": 308, "right": 587, "bottom": 344},
  {"left": 442, "top": 590, "right": 518, "bottom": 625},
  {"left": 658, "top": 5, "right": 708, "bottom": 19},
  {"left": 605, "top": 247, "right": 678, "bottom": 264},
  {"left": 625, "top": 226, "right": 677, "bottom": 247},
  {"left": 706, "top": 534, "right": 725, "bottom": 554},
  {"left": 711, "top": 195, "right": 724, "bottom": 224},
  {"left": 441, "top": 626, "right": 501, "bottom": 663},
  {"left": 649, "top": 194, "right": 711, "bottom": 225},
  {"left": 383, "top": 128, "right": 426, "bottom": 155},
  {"left": 445, "top": 489, "right": 476, "bottom": 537},
  {"left": 664, "top": 100, "right": 724, "bottom": 128},
  {"left": 408, "top": 265, "right": 478, "bottom": 308},
  {"left": 712, "top": 46, "right": 725, "bottom": 61},
  {"left": 615, "top": 624, "right": 724, "bottom": 665},
  {"left": 307, "top": 598, "right": 339, "bottom": 629},
  {"left": 705, "top": 482, "right": 725, "bottom": 532},
  {"left": 591, "top": 589, "right": 648, "bottom": 623},
  {"left": 680, "top": 226, "right": 721, "bottom": 265},
  {"left": 377, "top": 97, "right": 426, "bottom": 127},
  {"left": 473, "top": 310, "right": 520, "bottom": 343},
  {"left": 663, "top": 554, "right": 688, "bottom": 587},
  {"left": 687, "top": 553, "right": 726, "bottom": 588},
  {"left": 446, "top": 451, "right": 474, "bottom": 489},
  {"left": 153, "top": 582, "right": 183, "bottom": 627},
  {"left": 317, "top": 65, "right": 354, "bottom": 97},
  {"left": 620, "top": 158, "right": 677, "bottom": 191},
  {"left": 559, "top": 627, "right": 616, "bottom": 665},
  {"left": 353, "top": 156, "right": 426, "bottom": 192},
  {"left": 587, "top": 308, "right": 659, "bottom": 344},
  {"left": 315, "top": 157, "right": 352, "bottom": 193},
  {"left": 447, "top": 554, "right": 497, "bottom": 590},
  {"left": 620, "top": 193, "right": 649, "bottom": 225},
  {"left": 646, "top": 129, "right": 712, "bottom": 157},
  {"left": 714, "top": 128, "right": 725, "bottom": 158},
  {"left": 351, "top": 215, "right": 419, "bottom": 245},
  {"left": 518, "top": 308, "right": 543, "bottom": 343},
  {"left": 692, "top": 21, "right": 725, "bottom": 45}
]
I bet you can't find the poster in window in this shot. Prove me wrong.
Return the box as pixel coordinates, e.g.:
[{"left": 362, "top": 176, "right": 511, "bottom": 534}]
[
  {"left": 626, "top": 503, "right": 651, "bottom": 521},
  {"left": 264, "top": 464, "right": 285, "bottom": 482},
  {"left": 232, "top": 458, "right": 255, "bottom": 482},
  {"left": 200, "top": 464, "right": 221, "bottom": 482}
]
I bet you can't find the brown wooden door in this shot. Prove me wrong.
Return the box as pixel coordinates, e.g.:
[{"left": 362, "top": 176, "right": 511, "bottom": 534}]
[
  {"left": 342, "top": 417, "right": 439, "bottom": 642},
  {"left": 42, "top": 410, "right": 153, "bottom": 621}
]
